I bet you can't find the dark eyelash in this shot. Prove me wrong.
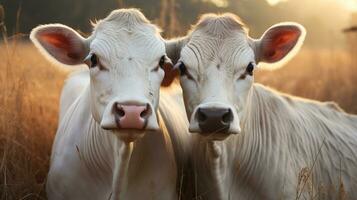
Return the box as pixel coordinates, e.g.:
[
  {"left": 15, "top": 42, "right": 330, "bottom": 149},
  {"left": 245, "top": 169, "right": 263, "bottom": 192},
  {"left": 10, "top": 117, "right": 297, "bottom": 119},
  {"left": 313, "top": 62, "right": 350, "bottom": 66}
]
[
  {"left": 239, "top": 62, "right": 255, "bottom": 80},
  {"left": 246, "top": 62, "right": 254, "bottom": 76},
  {"left": 90, "top": 54, "right": 98, "bottom": 68},
  {"left": 178, "top": 62, "right": 196, "bottom": 80},
  {"left": 239, "top": 74, "right": 246, "bottom": 80},
  {"left": 174, "top": 61, "right": 195, "bottom": 80},
  {"left": 159, "top": 56, "right": 165, "bottom": 67},
  {"left": 153, "top": 55, "right": 165, "bottom": 72},
  {"left": 178, "top": 62, "right": 187, "bottom": 76},
  {"left": 84, "top": 53, "right": 104, "bottom": 70}
]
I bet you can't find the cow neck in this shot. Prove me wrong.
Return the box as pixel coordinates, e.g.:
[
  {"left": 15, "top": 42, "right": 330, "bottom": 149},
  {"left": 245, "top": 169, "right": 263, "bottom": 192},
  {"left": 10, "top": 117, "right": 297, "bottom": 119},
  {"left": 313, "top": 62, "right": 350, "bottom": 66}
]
[
  {"left": 203, "top": 140, "right": 229, "bottom": 200},
  {"left": 234, "top": 84, "right": 291, "bottom": 193},
  {"left": 80, "top": 88, "right": 116, "bottom": 184},
  {"left": 80, "top": 87, "right": 176, "bottom": 199},
  {"left": 84, "top": 120, "right": 136, "bottom": 200},
  {"left": 111, "top": 140, "right": 133, "bottom": 200},
  {"left": 199, "top": 84, "right": 287, "bottom": 199}
]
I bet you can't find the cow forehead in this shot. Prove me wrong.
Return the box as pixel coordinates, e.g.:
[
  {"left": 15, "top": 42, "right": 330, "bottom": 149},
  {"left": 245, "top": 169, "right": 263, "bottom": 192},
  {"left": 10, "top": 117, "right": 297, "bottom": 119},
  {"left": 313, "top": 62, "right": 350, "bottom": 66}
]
[
  {"left": 91, "top": 29, "right": 164, "bottom": 61},
  {"left": 89, "top": 9, "right": 165, "bottom": 63},
  {"left": 181, "top": 30, "right": 254, "bottom": 72}
]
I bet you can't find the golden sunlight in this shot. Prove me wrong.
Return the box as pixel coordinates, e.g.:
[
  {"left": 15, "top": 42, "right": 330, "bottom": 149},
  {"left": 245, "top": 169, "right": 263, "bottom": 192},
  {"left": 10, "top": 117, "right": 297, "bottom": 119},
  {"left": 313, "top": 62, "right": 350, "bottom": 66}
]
[
  {"left": 341, "top": 0, "right": 357, "bottom": 11},
  {"left": 203, "top": 0, "right": 228, "bottom": 7},
  {"left": 266, "top": 0, "right": 357, "bottom": 11},
  {"left": 266, "top": 0, "right": 287, "bottom": 6}
]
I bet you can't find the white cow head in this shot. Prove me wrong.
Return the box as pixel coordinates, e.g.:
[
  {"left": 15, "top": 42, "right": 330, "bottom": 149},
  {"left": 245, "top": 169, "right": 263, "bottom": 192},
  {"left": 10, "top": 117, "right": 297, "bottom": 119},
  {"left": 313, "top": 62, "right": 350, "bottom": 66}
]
[
  {"left": 166, "top": 13, "right": 305, "bottom": 140},
  {"left": 31, "top": 9, "right": 173, "bottom": 141}
]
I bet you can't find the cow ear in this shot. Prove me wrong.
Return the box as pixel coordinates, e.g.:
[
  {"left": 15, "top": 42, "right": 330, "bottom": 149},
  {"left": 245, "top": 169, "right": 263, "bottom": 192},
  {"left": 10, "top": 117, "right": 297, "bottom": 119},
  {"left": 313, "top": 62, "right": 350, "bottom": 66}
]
[
  {"left": 254, "top": 23, "right": 305, "bottom": 64},
  {"left": 30, "top": 24, "right": 89, "bottom": 66},
  {"left": 161, "top": 56, "right": 179, "bottom": 87},
  {"left": 165, "top": 37, "right": 189, "bottom": 65},
  {"left": 162, "top": 37, "right": 188, "bottom": 87}
]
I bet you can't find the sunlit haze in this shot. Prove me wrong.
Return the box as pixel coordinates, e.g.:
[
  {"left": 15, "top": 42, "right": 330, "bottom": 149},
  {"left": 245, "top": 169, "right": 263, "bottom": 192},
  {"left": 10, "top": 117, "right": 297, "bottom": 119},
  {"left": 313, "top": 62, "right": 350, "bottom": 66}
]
[
  {"left": 266, "top": 0, "right": 287, "bottom": 6},
  {"left": 203, "top": 0, "right": 228, "bottom": 7},
  {"left": 266, "top": 0, "right": 357, "bottom": 11},
  {"left": 207, "top": 0, "right": 357, "bottom": 11}
]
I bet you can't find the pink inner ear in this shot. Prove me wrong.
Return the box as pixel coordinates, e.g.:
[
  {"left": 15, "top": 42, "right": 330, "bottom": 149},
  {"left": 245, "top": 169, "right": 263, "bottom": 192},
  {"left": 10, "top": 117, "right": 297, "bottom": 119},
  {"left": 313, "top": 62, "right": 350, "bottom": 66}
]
[
  {"left": 40, "top": 33, "right": 71, "bottom": 50},
  {"left": 36, "top": 30, "right": 84, "bottom": 65},
  {"left": 263, "top": 29, "right": 300, "bottom": 62}
]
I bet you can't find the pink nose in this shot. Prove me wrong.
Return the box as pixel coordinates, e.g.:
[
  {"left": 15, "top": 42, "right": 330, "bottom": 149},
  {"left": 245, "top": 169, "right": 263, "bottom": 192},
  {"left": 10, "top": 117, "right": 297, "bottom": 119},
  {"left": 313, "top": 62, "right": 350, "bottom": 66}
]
[{"left": 114, "top": 104, "right": 149, "bottom": 129}]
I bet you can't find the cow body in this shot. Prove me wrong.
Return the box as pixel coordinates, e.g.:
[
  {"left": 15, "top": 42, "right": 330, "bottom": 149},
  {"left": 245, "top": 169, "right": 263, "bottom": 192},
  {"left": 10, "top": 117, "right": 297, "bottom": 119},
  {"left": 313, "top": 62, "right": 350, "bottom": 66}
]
[
  {"left": 30, "top": 9, "right": 191, "bottom": 200},
  {"left": 165, "top": 13, "right": 357, "bottom": 199},
  {"left": 48, "top": 71, "right": 190, "bottom": 200},
  {"left": 192, "top": 84, "right": 357, "bottom": 199},
  {"left": 58, "top": 69, "right": 88, "bottom": 122}
]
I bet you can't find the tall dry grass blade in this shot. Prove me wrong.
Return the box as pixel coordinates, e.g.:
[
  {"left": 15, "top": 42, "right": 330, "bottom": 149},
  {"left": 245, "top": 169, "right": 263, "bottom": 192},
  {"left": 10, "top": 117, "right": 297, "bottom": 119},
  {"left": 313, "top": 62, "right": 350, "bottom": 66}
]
[
  {"left": 296, "top": 137, "right": 326, "bottom": 200},
  {"left": 339, "top": 181, "right": 347, "bottom": 200},
  {"left": 338, "top": 157, "right": 346, "bottom": 200},
  {"left": 0, "top": 5, "right": 4, "bottom": 22},
  {"left": 0, "top": 4, "right": 7, "bottom": 43},
  {"left": 317, "top": 184, "right": 327, "bottom": 200},
  {"left": 15, "top": 4, "right": 21, "bottom": 34}
]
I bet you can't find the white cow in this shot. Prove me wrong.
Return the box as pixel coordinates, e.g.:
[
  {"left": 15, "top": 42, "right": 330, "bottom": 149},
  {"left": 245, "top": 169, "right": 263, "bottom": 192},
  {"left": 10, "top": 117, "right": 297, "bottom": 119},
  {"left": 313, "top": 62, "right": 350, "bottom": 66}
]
[
  {"left": 30, "top": 9, "right": 191, "bottom": 200},
  {"left": 165, "top": 13, "right": 357, "bottom": 199}
]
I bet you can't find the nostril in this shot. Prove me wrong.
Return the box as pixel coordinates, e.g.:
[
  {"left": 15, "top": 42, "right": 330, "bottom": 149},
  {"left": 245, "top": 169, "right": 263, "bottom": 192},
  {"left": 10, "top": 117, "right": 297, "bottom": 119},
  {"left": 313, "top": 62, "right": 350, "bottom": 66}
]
[
  {"left": 222, "top": 109, "right": 233, "bottom": 124},
  {"left": 197, "top": 108, "right": 207, "bottom": 123},
  {"left": 115, "top": 103, "right": 125, "bottom": 117},
  {"left": 140, "top": 104, "right": 150, "bottom": 119}
]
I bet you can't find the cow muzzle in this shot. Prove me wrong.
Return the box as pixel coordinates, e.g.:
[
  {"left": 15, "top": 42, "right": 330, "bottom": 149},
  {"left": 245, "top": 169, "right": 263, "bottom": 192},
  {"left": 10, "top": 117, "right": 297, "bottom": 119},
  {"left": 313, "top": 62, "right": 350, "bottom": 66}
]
[
  {"left": 100, "top": 101, "right": 159, "bottom": 132},
  {"left": 189, "top": 104, "right": 241, "bottom": 138},
  {"left": 197, "top": 107, "right": 233, "bottom": 133},
  {"left": 113, "top": 104, "right": 149, "bottom": 129}
]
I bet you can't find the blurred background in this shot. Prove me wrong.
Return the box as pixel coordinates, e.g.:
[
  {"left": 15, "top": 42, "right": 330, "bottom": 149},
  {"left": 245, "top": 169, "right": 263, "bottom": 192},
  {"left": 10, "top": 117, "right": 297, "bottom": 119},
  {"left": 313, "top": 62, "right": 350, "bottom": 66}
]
[
  {"left": 0, "top": 0, "right": 357, "bottom": 199},
  {"left": 2, "top": 0, "right": 357, "bottom": 47}
]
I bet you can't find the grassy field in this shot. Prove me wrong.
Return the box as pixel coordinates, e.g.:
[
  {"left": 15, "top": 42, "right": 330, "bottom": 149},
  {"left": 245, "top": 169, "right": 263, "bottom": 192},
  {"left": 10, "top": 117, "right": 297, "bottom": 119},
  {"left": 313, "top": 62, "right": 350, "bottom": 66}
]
[
  {"left": 0, "top": 41, "right": 356, "bottom": 199},
  {"left": 257, "top": 47, "right": 357, "bottom": 114},
  {"left": 0, "top": 42, "right": 68, "bottom": 199}
]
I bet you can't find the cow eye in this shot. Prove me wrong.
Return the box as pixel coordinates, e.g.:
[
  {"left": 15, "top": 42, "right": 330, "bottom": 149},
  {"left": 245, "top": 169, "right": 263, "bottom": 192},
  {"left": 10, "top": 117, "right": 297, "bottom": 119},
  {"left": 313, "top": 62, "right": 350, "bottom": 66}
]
[
  {"left": 178, "top": 62, "right": 187, "bottom": 76},
  {"left": 84, "top": 53, "right": 107, "bottom": 70},
  {"left": 159, "top": 55, "right": 165, "bottom": 67},
  {"left": 177, "top": 62, "right": 187, "bottom": 76},
  {"left": 90, "top": 54, "right": 98, "bottom": 68},
  {"left": 176, "top": 62, "right": 194, "bottom": 80},
  {"left": 246, "top": 62, "right": 254, "bottom": 76},
  {"left": 152, "top": 55, "right": 166, "bottom": 71}
]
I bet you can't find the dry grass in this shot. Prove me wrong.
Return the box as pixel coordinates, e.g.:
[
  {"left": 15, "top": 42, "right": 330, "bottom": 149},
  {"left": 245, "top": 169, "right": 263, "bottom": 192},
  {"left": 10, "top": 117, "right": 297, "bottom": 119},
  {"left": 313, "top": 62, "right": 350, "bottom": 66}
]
[
  {"left": 256, "top": 48, "right": 357, "bottom": 114},
  {"left": 0, "top": 42, "right": 68, "bottom": 199},
  {"left": 0, "top": 42, "right": 356, "bottom": 199}
]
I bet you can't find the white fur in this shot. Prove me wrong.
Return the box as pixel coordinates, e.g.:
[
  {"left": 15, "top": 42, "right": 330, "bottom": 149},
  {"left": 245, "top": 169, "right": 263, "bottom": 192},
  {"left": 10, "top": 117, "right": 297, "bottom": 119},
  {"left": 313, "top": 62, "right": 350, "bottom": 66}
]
[
  {"left": 58, "top": 69, "right": 88, "bottom": 122},
  {"left": 190, "top": 85, "right": 357, "bottom": 199},
  {"left": 30, "top": 9, "right": 191, "bottom": 200},
  {"left": 166, "top": 13, "right": 357, "bottom": 199}
]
